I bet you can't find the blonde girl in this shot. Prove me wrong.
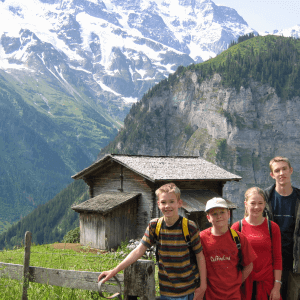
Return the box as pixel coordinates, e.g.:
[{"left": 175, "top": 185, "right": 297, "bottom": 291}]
[{"left": 232, "top": 187, "right": 282, "bottom": 300}]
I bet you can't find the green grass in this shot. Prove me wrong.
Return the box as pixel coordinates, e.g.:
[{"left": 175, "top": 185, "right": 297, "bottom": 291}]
[{"left": 0, "top": 241, "right": 159, "bottom": 299}]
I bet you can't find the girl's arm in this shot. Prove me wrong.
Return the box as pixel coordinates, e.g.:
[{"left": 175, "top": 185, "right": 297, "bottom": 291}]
[
  {"left": 270, "top": 222, "right": 282, "bottom": 300},
  {"left": 269, "top": 269, "right": 282, "bottom": 300}
]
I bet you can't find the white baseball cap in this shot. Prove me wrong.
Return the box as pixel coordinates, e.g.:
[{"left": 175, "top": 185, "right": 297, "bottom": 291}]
[{"left": 205, "top": 197, "right": 228, "bottom": 212}]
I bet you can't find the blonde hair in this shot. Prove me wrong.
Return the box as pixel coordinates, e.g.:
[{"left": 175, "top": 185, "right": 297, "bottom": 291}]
[
  {"left": 244, "top": 187, "right": 265, "bottom": 217},
  {"left": 155, "top": 183, "right": 181, "bottom": 201},
  {"left": 269, "top": 156, "right": 291, "bottom": 172}
]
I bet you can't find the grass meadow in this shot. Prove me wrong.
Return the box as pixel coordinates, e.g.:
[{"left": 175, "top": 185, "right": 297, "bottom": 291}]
[{"left": 0, "top": 241, "right": 159, "bottom": 299}]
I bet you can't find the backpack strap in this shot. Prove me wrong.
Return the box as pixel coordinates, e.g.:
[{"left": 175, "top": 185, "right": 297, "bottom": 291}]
[
  {"left": 154, "top": 217, "right": 164, "bottom": 264},
  {"left": 230, "top": 228, "right": 243, "bottom": 271},
  {"left": 182, "top": 217, "right": 197, "bottom": 266},
  {"left": 267, "top": 217, "right": 272, "bottom": 241},
  {"left": 155, "top": 217, "right": 164, "bottom": 239},
  {"left": 239, "top": 220, "right": 243, "bottom": 232},
  {"left": 182, "top": 217, "right": 190, "bottom": 244}
]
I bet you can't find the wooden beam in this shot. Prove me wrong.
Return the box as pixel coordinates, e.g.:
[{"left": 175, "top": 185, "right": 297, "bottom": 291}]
[
  {"left": 0, "top": 263, "right": 124, "bottom": 294},
  {"left": 22, "top": 231, "right": 31, "bottom": 300},
  {"left": 124, "top": 260, "right": 155, "bottom": 299}
]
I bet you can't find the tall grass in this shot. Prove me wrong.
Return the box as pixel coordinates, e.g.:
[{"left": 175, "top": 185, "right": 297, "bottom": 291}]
[{"left": 0, "top": 242, "right": 159, "bottom": 299}]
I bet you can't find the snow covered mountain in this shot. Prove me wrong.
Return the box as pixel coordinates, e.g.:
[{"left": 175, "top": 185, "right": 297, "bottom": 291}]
[
  {"left": 0, "top": 0, "right": 255, "bottom": 113},
  {"left": 263, "top": 25, "right": 300, "bottom": 38}
]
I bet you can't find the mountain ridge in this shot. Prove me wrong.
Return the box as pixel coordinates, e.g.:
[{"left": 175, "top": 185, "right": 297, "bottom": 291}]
[{"left": 99, "top": 35, "right": 300, "bottom": 220}]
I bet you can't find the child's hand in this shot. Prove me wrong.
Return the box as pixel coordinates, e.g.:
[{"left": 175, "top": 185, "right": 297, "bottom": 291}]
[
  {"left": 97, "top": 269, "right": 117, "bottom": 283},
  {"left": 194, "top": 284, "right": 206, "bottom": 300},
  {"left": 269, "top": 286, "right": 281, "bottom": 300}
]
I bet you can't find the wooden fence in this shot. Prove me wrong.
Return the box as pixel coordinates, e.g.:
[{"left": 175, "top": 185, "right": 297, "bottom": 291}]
[
  {"left": 3, "top": 232, "right": 300, "bottom": 299},
  {"left": 0, "top": 231, "right": 156, "bottom": 300}
]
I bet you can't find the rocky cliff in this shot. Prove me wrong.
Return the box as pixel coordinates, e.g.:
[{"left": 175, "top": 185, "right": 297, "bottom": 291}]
[{"left": 100, "top": 36, "right": 300, "bottom": 220}]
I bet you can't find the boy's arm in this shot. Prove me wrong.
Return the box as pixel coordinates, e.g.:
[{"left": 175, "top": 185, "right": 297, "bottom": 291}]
[
  {"left": 241, "top": 262, "right": 253, "bottom": 282},
  {"left": 239, "top": 231, "right": 256, "bottom": 282},
  {"left": 194, "top": 251, "right": 207, "bottom": 300},
  {"left": 98, "top": 243, "right": 147, "bottom": 283}
]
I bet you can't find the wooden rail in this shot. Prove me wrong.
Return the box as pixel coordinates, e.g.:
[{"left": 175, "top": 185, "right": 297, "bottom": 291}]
[
  {"left": 0, "top": 262, "right": 124, "bottom": 293},
  {"left": 0, "top": 231, "right": 156, "bottom": 299}
]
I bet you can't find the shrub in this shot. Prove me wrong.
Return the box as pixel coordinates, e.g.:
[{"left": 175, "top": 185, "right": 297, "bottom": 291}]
[{"left": 62, "top": 227, "right": 80, "bottom": 243}]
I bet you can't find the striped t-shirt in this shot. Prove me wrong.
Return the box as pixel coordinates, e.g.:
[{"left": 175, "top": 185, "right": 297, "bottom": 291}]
[{"left": 141, "top": 216, "right": 202, "bottom": 297}]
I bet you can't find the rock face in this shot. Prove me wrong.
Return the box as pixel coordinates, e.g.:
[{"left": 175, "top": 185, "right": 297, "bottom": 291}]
[{"left": 102, "top": 71, "right": 300, "bottom": 220}]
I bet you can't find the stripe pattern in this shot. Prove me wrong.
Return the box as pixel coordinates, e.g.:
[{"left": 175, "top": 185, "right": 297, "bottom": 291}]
[{"left": 142, "top": 217, "right": 202, "bottom": 297}]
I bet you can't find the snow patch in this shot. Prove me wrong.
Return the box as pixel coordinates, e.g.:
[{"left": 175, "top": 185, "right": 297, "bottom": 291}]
[
  {"left": 122, "top": 96, "right": 138, "bottom": 104},
  {"left": 97, "top": 79, "right": 121, "bottom": 96},
  {"left": 69, "top": 65, "right": 92, "bottom": 74}
]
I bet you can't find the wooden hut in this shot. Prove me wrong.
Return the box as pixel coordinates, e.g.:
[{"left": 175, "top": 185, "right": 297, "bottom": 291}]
[
  {"left": 71, "top": 154, "right": 242, "bottom": 250},
  {"left": 72, "top": 192, "right": 140, "bottom": 249}
]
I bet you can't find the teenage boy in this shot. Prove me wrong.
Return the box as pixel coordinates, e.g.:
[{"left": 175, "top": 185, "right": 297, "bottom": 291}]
[
  {"left": 98, "top": 183, "right": 207, "bottom": 300},
  {"left": 264, "top": 156, "right": 300, "bottom": 299},
  {"left": 200, "top": 198, "right": 257, "bottom": 300}
]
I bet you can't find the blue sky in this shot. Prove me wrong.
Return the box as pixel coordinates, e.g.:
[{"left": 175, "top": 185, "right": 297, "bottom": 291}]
[{"left": 215, "top": 0, "right": 300, "bottom": 33}]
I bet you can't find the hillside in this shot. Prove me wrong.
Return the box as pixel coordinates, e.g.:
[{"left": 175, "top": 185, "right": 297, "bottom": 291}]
[
  {"left": 100, "top": 35, "right": 300, "bottom": 219},
  {"left": 0, "top": 180, "right": 88, "bottom": 249},
  {"left": 0, "top": 71, "right": 117, "bottom": 225}
]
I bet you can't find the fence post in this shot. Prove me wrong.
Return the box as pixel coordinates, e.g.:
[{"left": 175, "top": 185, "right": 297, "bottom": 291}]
[
  {"left": 123, "top": 259, "right": 155, "bottom": 300},
  {"left": 22, "top": 231, "right": 32, "bottom": 300}
]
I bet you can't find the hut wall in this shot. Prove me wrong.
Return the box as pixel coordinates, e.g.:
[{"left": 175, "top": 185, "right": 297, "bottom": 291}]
[
  {"left": 177, "top": 209, "right": 208, "bottom": 231},
  {"left": 189, "top": 211, "right": 210, "bottom": 231},
  {"left": 105, "top": 199, "right": 138, "bottom": 250},
  {"left": 80, "top": 213, "right": 106, "bottom": 249},
  {"left": 91, "top": 163, "right": 154, "bottom": 238},
  {"left": 178, "top": 208, "right": 188, "bottom": 219},
  {"left": 170, "top": 181, "right": 224, "bottom": 196}
]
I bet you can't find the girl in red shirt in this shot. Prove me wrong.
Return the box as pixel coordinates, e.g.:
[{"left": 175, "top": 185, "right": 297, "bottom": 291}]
[{"left": 232, "top": 187, "right": 282, "bottom": 300}]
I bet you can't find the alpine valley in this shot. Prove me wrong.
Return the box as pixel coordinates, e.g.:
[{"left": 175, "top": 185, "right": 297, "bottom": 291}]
[
  {"left": 1, "top": 0, "right": 300, "bottom": 242},
  {"left": 3, "top": 34, "right": 300, "bottom": 248},
  {"left": 0, "top": 0, "right": 256, "bottom": 228}
]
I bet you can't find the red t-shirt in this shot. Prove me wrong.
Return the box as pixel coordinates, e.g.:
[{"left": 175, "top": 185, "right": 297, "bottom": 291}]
[
  {"left": 232, "top": 218, "right": 282, "bottom": 272},
  {"left": 200, "top": 228, "right": 257, "bottom": 300},
  {"left": 231, "top": 219, "right": 282, "bottom": 299}
]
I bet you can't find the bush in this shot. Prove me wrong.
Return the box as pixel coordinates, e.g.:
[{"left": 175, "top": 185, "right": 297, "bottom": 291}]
[{"left": 62, "top": 227, "right": 80, "bottom": 243}]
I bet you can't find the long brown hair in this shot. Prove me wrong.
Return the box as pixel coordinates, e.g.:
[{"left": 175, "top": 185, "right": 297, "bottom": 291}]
[{"left": 244, "top": 187, "right": 266, "bottom": 217}]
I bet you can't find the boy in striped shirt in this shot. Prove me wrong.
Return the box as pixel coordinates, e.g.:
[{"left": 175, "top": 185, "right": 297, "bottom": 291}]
[{"left": 98, "top": 183, "right": 207, "bottom": 299}]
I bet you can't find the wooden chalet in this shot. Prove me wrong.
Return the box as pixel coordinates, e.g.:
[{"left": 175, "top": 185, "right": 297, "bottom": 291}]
[{"left": 71, "top": 154, "right": 242, "bottom": 250}]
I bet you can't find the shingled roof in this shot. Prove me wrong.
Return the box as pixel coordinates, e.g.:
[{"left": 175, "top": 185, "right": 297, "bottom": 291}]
[
  {"left": 72, "top": 154, "right": 242, "bottom": 182},
  {"left": 71, "top": 192, "right": 141, "bottom": 215}
]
